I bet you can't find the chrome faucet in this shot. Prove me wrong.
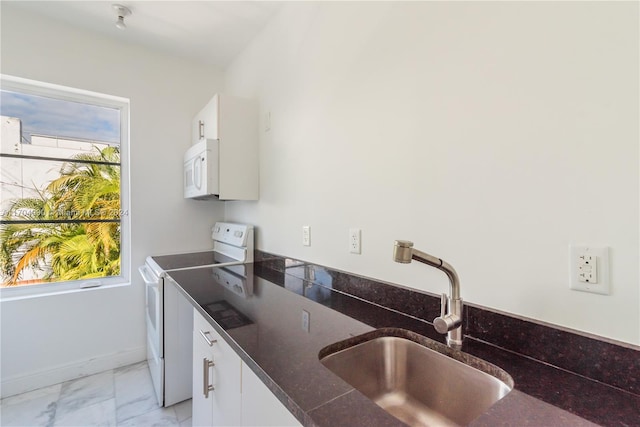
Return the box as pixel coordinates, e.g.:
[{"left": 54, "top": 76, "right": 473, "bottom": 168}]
[{"left": 393, "top": 240, "right": 463, "bottom": 349}]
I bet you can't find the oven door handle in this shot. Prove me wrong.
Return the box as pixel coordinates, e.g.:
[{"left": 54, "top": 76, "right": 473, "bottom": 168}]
[{"left": 138, "top": 265, "right": 159, "bottom": 286}]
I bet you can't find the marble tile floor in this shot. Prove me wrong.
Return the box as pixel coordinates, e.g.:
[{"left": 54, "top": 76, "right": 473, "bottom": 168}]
[{"left": 0, "top": 361, "right": 192, "bottom": 427}]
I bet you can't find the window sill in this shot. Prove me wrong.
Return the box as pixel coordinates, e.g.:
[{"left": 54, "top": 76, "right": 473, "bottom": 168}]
[{"left": 0, "top": 280, "right": 131, "bottom": 302}]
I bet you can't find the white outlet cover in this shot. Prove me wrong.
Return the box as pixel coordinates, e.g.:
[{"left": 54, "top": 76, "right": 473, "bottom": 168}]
[
  {"left": 349, "top": 228, "right": 361, "bottom": 254},
  {"left": 302, "top": 225, "right": 311, "bottom": 246},
  {"left": 569, "top": 245, "right": 610, "bottom": 295}
]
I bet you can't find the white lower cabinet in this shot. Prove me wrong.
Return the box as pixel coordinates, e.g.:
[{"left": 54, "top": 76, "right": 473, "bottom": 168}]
[
  {"left": 241, "top": 363, "right": 302, "bottom": 427},
  {"left": 192, "top": 310, "right": 301, "bottom": 427},
  {"left": 192, "top": 310, "right": 241, "bottom": 427}
]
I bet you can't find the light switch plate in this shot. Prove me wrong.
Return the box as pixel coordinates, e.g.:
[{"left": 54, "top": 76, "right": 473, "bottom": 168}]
[{"left": 569, "top": 245, "right": 610, "bottom": 295}]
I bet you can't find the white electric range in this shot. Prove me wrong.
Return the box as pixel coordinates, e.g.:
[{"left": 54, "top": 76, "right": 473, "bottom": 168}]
[{"left": 138, "top": 222, "right": 254, "bottom": 407}]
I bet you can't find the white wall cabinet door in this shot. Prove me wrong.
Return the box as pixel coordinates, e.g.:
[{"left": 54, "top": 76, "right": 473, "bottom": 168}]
[
  {"left": 241, "top": 362, "right": 302, "bottom": 427},
  {"left": 192, "top": 310, "right": 241, "bottom": 427},
  {"left": 192, "top": 95, "right": 219, "bottom": 142}
]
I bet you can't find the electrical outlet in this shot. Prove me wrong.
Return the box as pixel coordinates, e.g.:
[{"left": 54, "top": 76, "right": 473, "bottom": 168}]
[
  {"left": 302, "top": 226, "right": 311, "bottom": 246},
  {"left": 578, "top": 254, "right": 597, "bottom": 283},
  {"left": 569, "top": 245, "right": 610, "bottom": 295},
  {"left": 349, "top": 228, "right": 361, "bottom": 254}
]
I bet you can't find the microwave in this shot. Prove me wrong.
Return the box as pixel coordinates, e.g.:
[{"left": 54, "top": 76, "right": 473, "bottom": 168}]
[{"left": 184, "top": 139, "right": 219, "bottom": 199}]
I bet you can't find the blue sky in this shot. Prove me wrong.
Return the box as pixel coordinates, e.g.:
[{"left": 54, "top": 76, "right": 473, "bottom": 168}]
[{"left": 1, "top": 90, "right": 120, "bottom": 144}]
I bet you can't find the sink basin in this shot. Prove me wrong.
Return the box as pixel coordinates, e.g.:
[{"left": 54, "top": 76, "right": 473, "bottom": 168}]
[{"left": 319, "top": 329, "right": 513, "bottom": 427}]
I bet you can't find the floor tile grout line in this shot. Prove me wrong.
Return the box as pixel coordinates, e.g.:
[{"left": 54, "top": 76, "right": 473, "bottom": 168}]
[{"left": 0, "top": 361, "right": 191, "bottom": 427}]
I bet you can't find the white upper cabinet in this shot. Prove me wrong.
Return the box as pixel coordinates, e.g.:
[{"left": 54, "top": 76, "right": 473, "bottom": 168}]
[{"left": 191, "top": 94, "right": 259, "bottom": 200}]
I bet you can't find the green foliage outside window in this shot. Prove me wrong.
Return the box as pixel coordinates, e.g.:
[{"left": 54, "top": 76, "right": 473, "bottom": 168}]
[{"left": 0, "top": 146, "right": 121, "bottom": 286}]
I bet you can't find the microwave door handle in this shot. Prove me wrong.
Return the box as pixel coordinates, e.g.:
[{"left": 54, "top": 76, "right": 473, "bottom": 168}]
[{"left": 193, "top": 156, "right": 202, "bottom": 190}]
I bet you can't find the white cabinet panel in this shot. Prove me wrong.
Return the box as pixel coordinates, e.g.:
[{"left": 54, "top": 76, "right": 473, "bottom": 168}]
[
  {"left": 190, "top": 94, "right": 258, "bottom": 200},
  {"left": 241, "top": 363, "right": 302, "bottom": 427},
  {"left": 164, "top": 279, "right": 193, "bottom": 406}
]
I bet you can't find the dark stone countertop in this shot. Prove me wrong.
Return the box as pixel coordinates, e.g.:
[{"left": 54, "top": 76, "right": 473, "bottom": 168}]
[{"left": 167, "top": 262, "right": 635, "bottom": 426}]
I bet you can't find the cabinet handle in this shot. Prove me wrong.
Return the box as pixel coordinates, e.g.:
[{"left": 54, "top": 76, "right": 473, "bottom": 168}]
[
  {"left": 199, "top": 120, "right": 205, "bottom": 139},
  {"left": 199, "top": 330, "right": 217, "bottom": 346},
  {"left": 203, "top": 357, "right": 215, "bottom": 397}
]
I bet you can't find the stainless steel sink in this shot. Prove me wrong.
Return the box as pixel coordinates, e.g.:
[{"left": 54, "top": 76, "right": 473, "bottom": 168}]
[{"left": 319, "top": 329, "right": 513, "bottom": 427}]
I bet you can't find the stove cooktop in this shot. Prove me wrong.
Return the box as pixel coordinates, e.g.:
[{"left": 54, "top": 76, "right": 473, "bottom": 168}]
[{"left": 150, "top": 251, "right": 239, "bottom": 271}]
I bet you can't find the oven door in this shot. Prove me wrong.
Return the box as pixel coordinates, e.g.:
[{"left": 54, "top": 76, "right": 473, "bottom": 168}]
[
  {"left": 139, "top": 264, "right": 163, "bottom": 358},
  {"left": 146, "top": 332, "right": 164, "bottom": 406}
]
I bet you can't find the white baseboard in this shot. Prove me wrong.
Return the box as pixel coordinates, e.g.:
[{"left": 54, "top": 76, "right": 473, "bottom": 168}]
[{"left": 0, "top": 346, "right": 146, "bottom": 399}]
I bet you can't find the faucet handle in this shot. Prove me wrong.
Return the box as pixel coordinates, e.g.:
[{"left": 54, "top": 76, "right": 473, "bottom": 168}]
[
  {"left": 434, "top": 313, "right": 462, "bottom": 335},
  {"left": 434, "top": 293, "right": 462, "bottom": 334},
  {"left": 440, "top": 293, "right": 447, "bottom": 317}
]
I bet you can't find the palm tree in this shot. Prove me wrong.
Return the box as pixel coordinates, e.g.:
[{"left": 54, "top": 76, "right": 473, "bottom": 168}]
[{"left": 0, "top": 146, "right": 121, "bottom": 286}]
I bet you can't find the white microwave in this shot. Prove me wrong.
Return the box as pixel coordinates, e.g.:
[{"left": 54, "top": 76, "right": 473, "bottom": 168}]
[{"left": 184, "top": 139, "right": 219, "bottom": 199}]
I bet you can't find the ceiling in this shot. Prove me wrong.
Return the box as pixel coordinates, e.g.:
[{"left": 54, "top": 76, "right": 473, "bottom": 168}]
[{"left": 5, "top": 1, "right": 283, "bottom": 68}]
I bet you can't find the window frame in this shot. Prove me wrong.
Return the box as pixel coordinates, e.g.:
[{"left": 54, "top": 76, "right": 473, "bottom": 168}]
[{"left": 0, "top": 74, "right": 131, "bottom": 300}]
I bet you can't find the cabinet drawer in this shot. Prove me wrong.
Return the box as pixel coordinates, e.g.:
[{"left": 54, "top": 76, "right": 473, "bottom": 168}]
[
  {"left": 194, "top": 309, "right": 221, "bottom": 347},
  {"left": 194, "top": 310, "right": 240, "bottom": 366}
]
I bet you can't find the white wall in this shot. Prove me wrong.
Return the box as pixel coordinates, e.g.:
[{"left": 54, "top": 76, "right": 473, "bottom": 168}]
[
  {"left": 225, "top": 2, "right": 639, "bottom": 344},
  {"left": 0, "top": 5, "right": 225, "bottom": 396}
]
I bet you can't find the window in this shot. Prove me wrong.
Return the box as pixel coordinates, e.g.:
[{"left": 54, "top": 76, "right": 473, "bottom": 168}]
[{"left": 0, "top": 75, "right": 130, "bottom": 298}]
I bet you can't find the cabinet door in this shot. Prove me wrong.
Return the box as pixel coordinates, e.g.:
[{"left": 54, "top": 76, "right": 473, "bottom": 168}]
[
  {"left": 192, "top": 324, "right": 213, "bottom": 427},
  {"left": 192, "top": 95, "right": 219, "bottom": 142},
  {"left": 193, "top": 310, "right": 242, "bottom": 427},
  {"left": 241, "top": 362, "right": 302, "bottom": 427}
]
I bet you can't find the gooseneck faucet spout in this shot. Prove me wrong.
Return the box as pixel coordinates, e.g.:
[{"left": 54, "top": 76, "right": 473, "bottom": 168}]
[{"left": 393, "top": 240, "right": 463, "bottom": 349}]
